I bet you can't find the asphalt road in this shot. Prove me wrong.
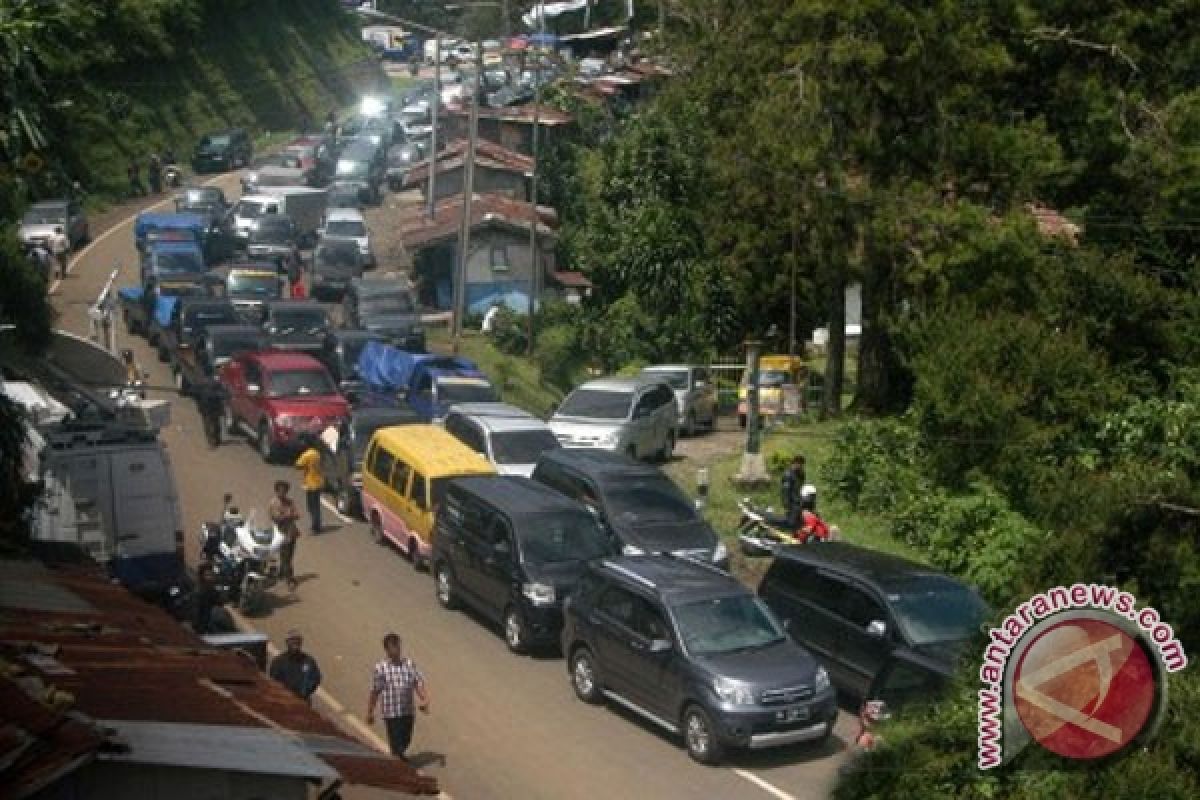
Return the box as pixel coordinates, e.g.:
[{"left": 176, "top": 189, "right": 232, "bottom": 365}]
[{"left": 50, "top": 172, "right": 857, "bottom": 800}]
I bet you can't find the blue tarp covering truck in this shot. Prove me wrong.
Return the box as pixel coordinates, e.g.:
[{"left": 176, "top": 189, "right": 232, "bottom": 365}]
[{"left": 356, "top": 341, "right": 498, "bottom": 421}]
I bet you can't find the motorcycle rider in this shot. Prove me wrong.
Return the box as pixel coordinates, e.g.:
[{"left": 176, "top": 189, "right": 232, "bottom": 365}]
[
  {"left": 191, "top": 564, "right": 225, "bottom": 633},
  {"left": 794, "top": 486, "right": 834, "bottom": 543},
  {"left": 780, "top": 454, "right": 806, "bottom": 526}
]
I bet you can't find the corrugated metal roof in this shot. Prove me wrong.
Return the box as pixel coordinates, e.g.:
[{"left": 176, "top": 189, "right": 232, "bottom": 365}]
[
  {"left": 96, "top": 720, "right": 336, "bottom": 780},
  {"left": 0, "top": 562, "right": 96, "bottom": 613},
  {"left": 404, "top": 138, "right": 535, "bottom": 188},
  {"left": 398, "top": 193, "right": 558, "bottom": 251},
  {"left": 446, "top": 103, "right": 574, "bottom": 126},
  {"left": 0, "top": 677, "right": 105, "bottom": 798}
]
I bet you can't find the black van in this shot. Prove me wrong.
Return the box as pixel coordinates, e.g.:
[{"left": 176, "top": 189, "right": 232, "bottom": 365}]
[
  {"left": 431, "top": 476, "right": 615, "bottom": 654},
  {"left": 757, "top": 542, "right": 989, "bottom": 698},
  {"left": 192, "top": 129, "right": 253, "bottom": 173}
]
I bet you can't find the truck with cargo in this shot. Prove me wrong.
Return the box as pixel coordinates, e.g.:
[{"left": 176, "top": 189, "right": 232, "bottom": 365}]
[
  {"left": 357, "top": 340, "right": 498, "bottom": 422},
  {"left": 231, "top": 187, "right": 328, "bottom": 248}
]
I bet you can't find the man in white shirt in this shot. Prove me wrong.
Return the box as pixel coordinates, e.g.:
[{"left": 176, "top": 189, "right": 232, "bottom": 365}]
[{"left": 49, "top": 226, "right": 69, "bottom": 280}]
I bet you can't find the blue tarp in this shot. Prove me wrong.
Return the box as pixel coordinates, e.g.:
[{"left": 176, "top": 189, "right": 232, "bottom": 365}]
[
  {"left": 357, "top": 340, "right": 482, "bottom": 391},
  {"left": 118, "top": 287, "right": 143, "bottom": 303},
  {"left": 116, "top": 286, "right": 179, "bottom": 327}
]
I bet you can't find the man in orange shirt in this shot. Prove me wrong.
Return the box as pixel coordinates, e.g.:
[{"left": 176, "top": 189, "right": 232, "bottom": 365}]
[{"left": 294, "top": 434, "right": 324, "bottom": 533}]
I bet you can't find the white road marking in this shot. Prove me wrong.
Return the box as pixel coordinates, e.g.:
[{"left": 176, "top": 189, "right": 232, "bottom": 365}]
[
  {"left": 320, "top": 496, "right": 355, "bottom": 525},
  {"left": 48, "top": 173, "right": 227, "bottom": 294},
  {"left": 733, "top": 769, "right": 800, "bottom": 800}
]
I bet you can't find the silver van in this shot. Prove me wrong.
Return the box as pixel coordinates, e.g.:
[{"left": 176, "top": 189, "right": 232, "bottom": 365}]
[
  {"left": 640, "top": 364, "right": 718, "bottom": 436},
  {"left": 549, "top": 377, "right": 677, "bottom": 461}
]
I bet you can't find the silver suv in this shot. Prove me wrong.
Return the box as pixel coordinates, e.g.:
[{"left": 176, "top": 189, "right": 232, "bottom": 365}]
[
  {"left": 549, "top": 377, "right": 677, "bottom": 461},
  {"left": 640, "top": 364, "right": 718, "bottom": 437}
]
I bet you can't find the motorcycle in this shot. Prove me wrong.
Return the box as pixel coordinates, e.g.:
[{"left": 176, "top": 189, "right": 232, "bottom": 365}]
[
  {"left": 199, "top": 493, "right": 286, "bottom": 615},
  {"left": 163, "top": 158, "right": 183, "bottom": 188},
  {"left": 736, "top": 495, "right": 837, "bottom": 557}
]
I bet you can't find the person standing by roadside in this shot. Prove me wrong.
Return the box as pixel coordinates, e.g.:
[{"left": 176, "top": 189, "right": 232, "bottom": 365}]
[
  {"left": 780, "top": 453, "right": 806, "bottom": 526},
  {"left": 294, "top": 434, "right": 324, "bottom": 533},
  {"left": 127, "top": 159, "right": 144, "bottom": 197},
  {"left": 366, "top": 633, "right": 430, "bottom": 761},
  {"left": 269, "top": 480, "right": 301, "bottom": 591},
  {"left": 196, "top": 381, "right": 226, "bottom": 449},
  {"left": 148, "top": 153, "right": 163, "bottom": 194},
  {"left": 269, "top": 630, "right": 322, "bottom": 703},
  {"left": 49, "top": 226, "right": 69, "bottom": 280},
  {"left": 290, "top": 275, "right": 307, "bottom": 299}
]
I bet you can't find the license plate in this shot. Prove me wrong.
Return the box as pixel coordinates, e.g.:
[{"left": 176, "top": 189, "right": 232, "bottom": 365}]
[{"left": 775, "top": 708, "right": 809, "bottom": 723}]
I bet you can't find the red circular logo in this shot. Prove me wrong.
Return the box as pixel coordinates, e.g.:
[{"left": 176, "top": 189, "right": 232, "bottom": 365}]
[{"left": 1013, "top": 617, "right": 1156, "bottom": 760}]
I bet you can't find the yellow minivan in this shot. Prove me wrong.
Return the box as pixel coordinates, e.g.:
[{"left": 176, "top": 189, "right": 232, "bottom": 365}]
[{"left": 360, "top": 424, "right": 495, "bottom": 565}]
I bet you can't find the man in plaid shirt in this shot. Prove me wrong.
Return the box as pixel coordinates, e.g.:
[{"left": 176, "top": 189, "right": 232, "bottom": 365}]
[{"left": 366, "top": 633, "right": 430, "bottom": 759}]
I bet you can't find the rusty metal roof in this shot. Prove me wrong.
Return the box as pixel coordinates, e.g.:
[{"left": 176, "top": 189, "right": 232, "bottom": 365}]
[
  {"left": 404, "top": 138, "right": 535, "bottom": 188},
  {"left": 445, "top": 103, "right": 574, "bottom": 126},
  {"left": 0, "top": 676, "right": 105, "bottom": 799},
  {"left": 398, "top": 193, "right": 559, "bottom": 251},
  {"left": 0, "top": 559, "right": 438, "bottom": 796}
]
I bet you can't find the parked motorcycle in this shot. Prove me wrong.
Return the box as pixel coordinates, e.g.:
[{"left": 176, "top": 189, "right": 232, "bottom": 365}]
[
  {"left": 163, "top": 158, "right": 183, "bottom": 189},
  {"left": 199, "top": 493, "right": 285, "bottom": 615},
  {"left": 736, "top": 495, "right": 837, "bottom": 556}
]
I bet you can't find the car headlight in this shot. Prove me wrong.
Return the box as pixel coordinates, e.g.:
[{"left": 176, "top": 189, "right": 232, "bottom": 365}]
[
  {"left": 713, "top": 541, "right": 728, "bottom": 564},
  {"left": 522, "top": 582, "right": 556, "bottom": 606},
  {"left": 815, "top": 666, "right": 830, "bottom": 693},
  {"left": 713, "top": 677, "right": 756, "bottom": 706},
  {"left": 358, "top": 242, "right": 370, "bottom": 253},
  {"left": 622, "top": 544, "right": 644, "bottom": 556},
  {"left": 600, "top": 430, "right": 620, "bottom": 446}
]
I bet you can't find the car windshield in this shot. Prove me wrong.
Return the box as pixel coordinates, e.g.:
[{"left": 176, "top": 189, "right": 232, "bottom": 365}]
[
  {"left": 237, "top": 200, "right": 269, "bottom": 219},
  {"left": 227, "top": 273, "right": 279, "bottom": 297},
  {"left": 272, "top": 308, "right": 328, "bottom": 331},
  {"left": 557, "top": 389, "right": 632, "bottom": 420},
  {"left": 202, "top": 134, "right": 232, "bottom": 148},
  {"left": 674, "top": 595, "right": 786, "bottom": 656},
  {"left": 644, "top": 370, "right": 688, "bottom": 390},
  {"left": 185, "top": 307, "right": 239, "bottom": 329},
  {"left": 153, "top": 251, "right": 204, "bottom": 274},
  {"left": 210, "top": 334, "right": 262, "bottom": 360},
  {"left": 22, "top": 208, "right": 63, "bottom": 225},
  {"left": 491, "top": 429, "right": 560, "bottom": 465},
  {"left": 888, "top": 578, "right": 990, "bottom": 646},
  {"left": 267, "top": 369, "right": 335, "bottom": 398},
  {"left": 359, "top": 290, "right": 414, "bottom": 314},
  {"left": 336, "top": 160, "right": 369, "bottom": 179},
  {"left": 326, "top": 219, "right": 366, "bottom": 237},
  {"left": 745, "top": 369, "right": 790, "bottom": 388},
  {"left": 517, "top": 511, "right": 610, "bottom": 564},
  {"left": 605, "top": 477, "right": 697, "bottom": 523},
  {"left": 182, "top": 189, "right": 222, "bottom": 206},
  {"left": 250, "top": 219, "right": 293, "bottom": 244},
  {"left": 438, "top": 381, "right": 499, "bottom": 405},
  {"left": 316, "top": 244, "right": 361, "bottom": 268}
]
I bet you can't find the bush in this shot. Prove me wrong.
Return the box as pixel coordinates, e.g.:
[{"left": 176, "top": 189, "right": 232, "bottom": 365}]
[
  {"left": 533, "top": 323, "right": 582, "bottom": 392},
  {"left": 488, "top": 307, "right": 528, "bottom": 355}
]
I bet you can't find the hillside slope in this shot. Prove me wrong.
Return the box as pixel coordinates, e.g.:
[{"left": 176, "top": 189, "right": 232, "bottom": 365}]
[{"left": 21, "top": 0, "right": 383, "bottom": 202}]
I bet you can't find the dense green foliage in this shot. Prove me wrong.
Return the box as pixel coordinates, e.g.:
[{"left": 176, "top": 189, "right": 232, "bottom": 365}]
[{"left": 1, "top": 0, "right": 377, "bottom": 216}]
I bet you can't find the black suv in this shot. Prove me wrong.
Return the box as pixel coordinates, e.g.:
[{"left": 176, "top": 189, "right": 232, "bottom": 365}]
[
  {"left": 342, "top": 277, "right": 425, "bottom": 353},
  {"left": 432, "top": 476, "right": 614, "bottom": 654},
  {"left": 758, "top": 543, "right": 989, "bottom": 698},
  {"left": 563, "top": 555, "right": 837, "bottom": 764},
  {"left": 262, "top": 300, "right": 330, "bottom": 354},
  {"left": 310, "top": 239, "right": 367, "bottom": 301},
  {"left": 531, "top": 449, "right": 728, "bottom": 569},
  {"left": 320, "top": 329, "right": 383, "bottom": 396},
  {"left": 192, "top": 128, "right": 253, "bottom": 173},
  {"left": 317, "top": 405, "right": 421, "bottom": 516}
]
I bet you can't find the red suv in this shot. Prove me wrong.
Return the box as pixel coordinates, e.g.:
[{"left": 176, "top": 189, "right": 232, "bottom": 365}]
[{"left": 219, "top": 350, "right": 349, "bottom": 462}]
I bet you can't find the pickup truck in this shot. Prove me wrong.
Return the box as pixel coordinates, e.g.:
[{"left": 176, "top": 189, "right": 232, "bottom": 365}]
[
  {"left": 357, "top": 340, "right": 498, "bottom": 422},
  {"left": 262, "top": 300, "right": 331, "bottom": 354},
  {"left": 118, "top": 277, "right": 210, "bottom": 338},
  {"left": 156, "top": 296, "right": 241, "bottom": 364},
  {"left": 172, "top": 323, "right": 267, "bottom": 395}
]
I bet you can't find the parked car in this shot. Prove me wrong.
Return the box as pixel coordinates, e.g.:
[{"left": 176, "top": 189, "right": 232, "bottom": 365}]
[
  {"left": 320, "top": 329, "right": 383, "bottom": 395},
  {"left": 224, "top": 264, "right": 284, "bottom": 323},
  {"left": 19, "top": 199, "right": 88, "bottom": 250},
  {"left": 219, "top": 350, "right": 349, "bottom": 463},
  {"left": 262, "top": 300, "right": 330, "bottom": 354},
  {"left": 342, "top": 277, "right": 424, "bottom": 352},
  {"left": 316, "top": 405, "right": 421, "bottom": 516},
  {"left": 245, "top": 214, "right": 300, "bottom": 271},
  {"left": 311, "top": 238, "right": 368, "bottom": 301},
  {"left": 192, "top": 128, "right": 253, "bottom": 173},
  {"left": 562, "top": 555, "right": 837, "bottom": 764},
  {"left": 319, "top": 207, "right": 375, "bottom": 267},
  {"left": 549, "top": 377, "right": 678, "bottom": 462},
  {"left": 444, "top": 406, "right": 561, "bottom": 478},
  {"left": 172, "top": 323, "right": 266, "bottom": 395},
  {"left": 531, "top": 449, "right": 728, "bottom": 568},
  {"left": 640, "top": 365, "right": 718, "bottom": 437},
  {"left": 359, "top": 424, "right": 496, "bottom": 565},
  {"left": 757, "top": 543, "right": 990, "bottom": 698},
  {"left": 432, "top": 476, "right": 614, "bottom": 653}
]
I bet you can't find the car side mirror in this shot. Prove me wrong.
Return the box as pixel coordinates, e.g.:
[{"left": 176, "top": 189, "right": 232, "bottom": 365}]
[
  {"left": 866, "top": 620, "right": 888, "bottom": 638},
  {"left": 246, "top": 383, "right": 262, "bottom": 396},
  {"left": 648, "top": 638, "right": 672, "bottom": 654}
]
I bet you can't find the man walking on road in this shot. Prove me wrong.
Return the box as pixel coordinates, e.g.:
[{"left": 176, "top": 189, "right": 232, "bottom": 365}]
[
  {"left": 294, "top": 434, "right": 324, "bottom": 533},
  {"left": 269, "top": 480, "right": 301, "bottom": 591},
  {"left": 269, "top": 629, "right": 322, "bottom": 703},
  {"left": 367, "top": 633, "right": 430, "bottom": 761},
  {"left": 49, "top": 226, "right": 69, "bottom": 280}
]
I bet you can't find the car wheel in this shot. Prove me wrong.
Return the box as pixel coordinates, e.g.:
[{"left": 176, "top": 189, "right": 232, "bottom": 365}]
[
  {"left": 570, "top": 647, "right": 603, "bottom": 704},
  {"left": 335, "top": 483, "right": 357, "bottom": 517},
  {"left": 435, "top": 563, "right": 459, "bottom": 610},
  {"left": 407, "top": 537, "right": 425, "bottom": 570},
  {"left": 738, "top": 413, "right": 747, "bottom": 429},
  {"left": 683, "top": 705, "right": 724, "bottom": 765},
  {"left": 658, "top": 432, "right": 675, "bottom": 463},
  {"left": 124, "top": 310, "right": 139, "bottom": 335},
  {"left": 156, "top": 344, "right": 169, "bottom": 363},
  {"left": 626, "top": 445, "right": 638, "bottom": 462},
  {"left": 174, "top": 369, "right": 188, "bottom": 395},
  {"left": 685, "top": 411, "right": 697, "bottom": 438},
  {"left": 504, "top": 607, "right": 528, "bottom": 654},
  {"left": 370, "top": 513, "right": 385, "bottom": 546},
  {"left": 257, "top": 422, "right": 277, "bottom": 463}
]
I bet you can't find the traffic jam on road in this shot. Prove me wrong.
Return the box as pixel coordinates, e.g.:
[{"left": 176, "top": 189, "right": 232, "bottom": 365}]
[{"left": 13, "top": 68, "right": 988, "bottom": 800}]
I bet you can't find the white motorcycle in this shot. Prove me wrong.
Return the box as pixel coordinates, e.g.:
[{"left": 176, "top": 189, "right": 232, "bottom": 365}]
[{"left": 200, "top": 494, "right": 286, "bottom": 615}]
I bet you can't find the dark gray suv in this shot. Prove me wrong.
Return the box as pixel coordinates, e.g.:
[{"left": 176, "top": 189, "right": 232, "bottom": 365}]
[{"left": 562, "top": 555, "right": 837, "bottom": 764}]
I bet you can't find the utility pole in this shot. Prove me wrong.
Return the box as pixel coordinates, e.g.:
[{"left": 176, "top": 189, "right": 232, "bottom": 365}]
[
  {"left": 452, "top": 46, "right": 483, "bottom": 344},
  {"left": 525, "top": 3, "right": 544, "bottom": 355},
  {"left": 427, "top": 36, "right": 441, "bottom": 218}
]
